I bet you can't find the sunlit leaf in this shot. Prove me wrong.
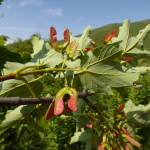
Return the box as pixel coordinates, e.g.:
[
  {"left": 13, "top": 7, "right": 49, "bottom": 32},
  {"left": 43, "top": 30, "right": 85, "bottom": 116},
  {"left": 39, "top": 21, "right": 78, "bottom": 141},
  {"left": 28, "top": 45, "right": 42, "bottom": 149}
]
[
  {"left": 32, "top": 36, "right": 64, "bottom": 68},
  {"left": 69, "top": 25, "right": 93, "bottom": 59},
  {"left": 112, "top": 18, "right": 150, "bottom": 65},
  {"left": 31, "top": 36, "right": 49, "bottom": 63},
  {"left": 80, "top": 44, "right": 139, "bottom": 94}
]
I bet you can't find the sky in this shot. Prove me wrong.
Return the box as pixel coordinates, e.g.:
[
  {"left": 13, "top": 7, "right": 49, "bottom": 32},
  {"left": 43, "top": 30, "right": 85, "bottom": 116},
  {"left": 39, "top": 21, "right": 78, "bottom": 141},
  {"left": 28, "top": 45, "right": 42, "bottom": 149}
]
[{"left": 0, "top": 0, "right": 150, "bottom": 44}]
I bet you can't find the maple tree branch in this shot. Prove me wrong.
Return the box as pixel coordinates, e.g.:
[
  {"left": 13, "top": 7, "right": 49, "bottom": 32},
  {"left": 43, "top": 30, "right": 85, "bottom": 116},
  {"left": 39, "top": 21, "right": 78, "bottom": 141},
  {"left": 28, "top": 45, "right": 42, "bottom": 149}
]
[
  {"left": 0, "top": 92, "right": 95, "bottom": 106},
  {"left": 81, "top": 89, "right": 101, "bottom": 115}
]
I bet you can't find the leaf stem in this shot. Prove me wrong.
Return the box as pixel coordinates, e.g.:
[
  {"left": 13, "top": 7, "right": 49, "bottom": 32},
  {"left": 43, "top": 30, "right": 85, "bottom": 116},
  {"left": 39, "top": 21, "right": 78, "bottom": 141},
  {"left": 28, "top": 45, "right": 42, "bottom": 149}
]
[{"left": 15, "top": 74, "right": 37, "bottom": 98}]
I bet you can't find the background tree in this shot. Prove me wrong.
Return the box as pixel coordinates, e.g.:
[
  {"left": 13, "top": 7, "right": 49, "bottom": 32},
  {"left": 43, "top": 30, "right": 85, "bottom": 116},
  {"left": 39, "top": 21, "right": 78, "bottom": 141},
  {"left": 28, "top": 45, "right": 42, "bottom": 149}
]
[{"left": 0, "top": 0, "right": 3, "bottom": 5}]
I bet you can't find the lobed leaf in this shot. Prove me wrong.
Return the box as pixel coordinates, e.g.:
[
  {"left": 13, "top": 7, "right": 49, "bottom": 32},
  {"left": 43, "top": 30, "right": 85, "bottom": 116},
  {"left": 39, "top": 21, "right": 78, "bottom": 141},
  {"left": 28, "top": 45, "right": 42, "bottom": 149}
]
[
  {"left": 69, "top": 25, "right": 93, "bottom": 59},
  {"left": 80, "top": 44, "right": 139, "bottom": 94},
  {"left": 120, "top": 100, "right": 150, "bottom": 138},
  {"left": 32, "top": 36, "right": 63, "bottom": 68},
  {"left": 112, "top": 18, "right": 150, "bottom": 66},
  {"left": 31, "top": 36, "right": 49, "bottom": 63}
]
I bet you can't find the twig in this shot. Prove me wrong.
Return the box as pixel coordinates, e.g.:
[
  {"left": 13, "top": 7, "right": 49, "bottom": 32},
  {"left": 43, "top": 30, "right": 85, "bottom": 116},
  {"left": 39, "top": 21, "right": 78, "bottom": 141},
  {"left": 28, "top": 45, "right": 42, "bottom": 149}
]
[{"left": 81, "top": 89, "right": 101, "bottom": 115}]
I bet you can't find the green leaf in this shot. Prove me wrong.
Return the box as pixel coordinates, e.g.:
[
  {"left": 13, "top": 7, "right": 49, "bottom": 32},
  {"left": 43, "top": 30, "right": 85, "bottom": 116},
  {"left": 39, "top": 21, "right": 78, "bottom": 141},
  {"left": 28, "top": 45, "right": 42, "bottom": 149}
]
[
  {"left": 120, "top": 100, "right": 150, "bottom": 138},
  {"left": 0, "top": 62, "right": 43, "bottom": 97},
  {"left": 0, "top": 102, "right": 50, "bottom": 134},
  {"left": 112, "top": 18, "right": 130, "bottom": 50},
  {"left": 80, "top": 44, "right": 139, "bottom": 94},
  {"left": 39, "top": 48, "right": 64, "bottom": 69},
  {"left": 32, "top": 36, "right": 63, "bottom": 68},
  {"left": 112, "top": 18, "right": 150, "bottom": 52},
  {"left": 65, "top": 59, "right": 81, "bottom": 69},
  {"left": 112, "top": 18, "right": 150, "bottom": 65},
  {"left": 69, "top": 25, "right": 93, "bottom": 59},
  {"left": 126, "top": 24, "right": 150, "bottom": 51},
  {"left": 0, "top": 105, "right": 36, "bottom": 135},
  {"left": 0, "top": 39, "right": 5, "bottom": 47},
  {"left": 0, "top": 46, "right": 25, "bottom": 71},
  {"left": 70, "top": 129, "right": 102, "bottom": 150},
  {"left": 35, "top": 103, "right": 49, "bottom": 130},
  {"left": 31, "top": 36, "right": 49, "bottom": 63},
  {"left": 73, "top": 98, "right": 89, "bottom": 131},
  {"left": 122, "top": 66, "right": 150, "bottom": 75},
  {"left": 21, "top": 115, "right": 42, "bottom": 131}
]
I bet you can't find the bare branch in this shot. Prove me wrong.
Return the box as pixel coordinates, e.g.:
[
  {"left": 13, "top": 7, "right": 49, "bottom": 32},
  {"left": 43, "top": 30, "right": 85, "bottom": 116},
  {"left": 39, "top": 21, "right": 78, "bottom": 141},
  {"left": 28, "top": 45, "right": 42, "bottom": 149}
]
[
  {"left": 81, "top": 89, "right": 101, "bottom": 115},
  {"left": 0, "top": 92, "right": 95, "bottom": 106}
]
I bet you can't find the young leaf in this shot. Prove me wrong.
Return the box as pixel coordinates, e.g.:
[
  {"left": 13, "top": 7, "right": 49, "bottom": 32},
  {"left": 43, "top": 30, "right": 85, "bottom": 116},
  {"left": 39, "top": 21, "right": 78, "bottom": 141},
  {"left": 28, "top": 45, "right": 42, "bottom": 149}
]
[
  {"left": 112, "top": 18, "right": 150, "bottom": 52},
  {"left": 69, "top": 25, "right": 93, "bottom": 58},
  {"left": 32, "top": 37, "right": 64, "bottom": 68},
  {"left": 31, "top": 36, "right": 49, "bottom": 63},
  {"left": 112, "top": 18, "right": 150, "bottom": 65}
]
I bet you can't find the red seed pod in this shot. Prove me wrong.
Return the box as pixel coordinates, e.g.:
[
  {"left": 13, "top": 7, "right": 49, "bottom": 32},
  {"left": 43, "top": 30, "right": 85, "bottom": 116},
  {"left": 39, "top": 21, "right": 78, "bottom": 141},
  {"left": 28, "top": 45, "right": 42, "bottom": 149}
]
[
  {"left": 120, "top": 127, "right": 132, "bottom": 137},
  {"left": 112, "top": 28, "right": 117, "bottom": 34},
  {"left": 50, "top": 26, "right": 70, "bottom": 53},
  {"left": 63, "top": 28, "right": 70, "bottom": 43},
  {"left": 120, "top": 113, "right": 126, "bottom": 117},
  {"left": 125, "top": 144, "right": 131, "bottom": 150},
  {"left": 116, "top": 104, "right": 124, "bottom": 111},
  {"left": 90, "top": 41, "right": 97, "bottom": 47},
  {"left": 125, "top": 58, "right": 132, "bottom": 61},
  {"left": 45, "top": 87, "right": 78, "bottom": 120},
  {"left": 88, "top": 117, "right": 94, "bottom": 121},
  {"left": 65, "top": 103, "right": 71, "bottom": 113},
  {"left": 85, "top": 47, "right": 93, "bottom": 50},
  {"left": 102, "top": 32, "right": 111, "bottom": 44}
]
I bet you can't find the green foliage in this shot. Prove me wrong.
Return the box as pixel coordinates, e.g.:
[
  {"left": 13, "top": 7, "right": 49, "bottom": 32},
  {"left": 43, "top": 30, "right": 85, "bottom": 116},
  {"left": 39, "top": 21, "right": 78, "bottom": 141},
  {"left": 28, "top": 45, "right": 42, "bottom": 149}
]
[
  {"left": 120, "top": 100, "right": 150, "bottom": 138},
  {"left": 6, "top": 38, "right": 33, "bottom": 62},
  {"left": 70, "top": 128, "right": 102, "bottom": 150},
  {"left": 0, "top": 0, "right": 3, "bottom": 5},
  {"left": 73, "top": 98, "right": 89, "bottom": 131},
  {"left": 0, "top": 62, "right": 43, "bottom": 97},
  {"left": 31, "top": 36, "right": 64, "bottom": 69},
  {"left": 0, "top": 45, "right": 25, "bottom": 73},
  {"left": 1, "top": 18, "right": 150, "bottom": 149},
  {"left": 0, "top": 35, "right": 10, "bottom": 42},
  {"left": 80, "top": 44, "right": 139, "bottom": 94}
]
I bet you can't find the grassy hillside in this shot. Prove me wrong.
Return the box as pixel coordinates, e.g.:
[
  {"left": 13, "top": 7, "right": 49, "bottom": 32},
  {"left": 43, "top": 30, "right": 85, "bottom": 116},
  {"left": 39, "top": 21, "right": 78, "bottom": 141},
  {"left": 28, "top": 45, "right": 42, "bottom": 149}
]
[{"left": 59, "top": 19, "right": 150, "bottom": 50}]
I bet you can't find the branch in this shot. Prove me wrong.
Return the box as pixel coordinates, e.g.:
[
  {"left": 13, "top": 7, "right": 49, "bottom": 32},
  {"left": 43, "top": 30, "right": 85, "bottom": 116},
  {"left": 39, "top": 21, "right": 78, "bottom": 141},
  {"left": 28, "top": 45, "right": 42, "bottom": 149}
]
[
  {"left": 0, "top": 92, "right": 95, "bottom": 106},
  {"left": 81, "top": 89, "right": 101, "bottom": 115}
]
